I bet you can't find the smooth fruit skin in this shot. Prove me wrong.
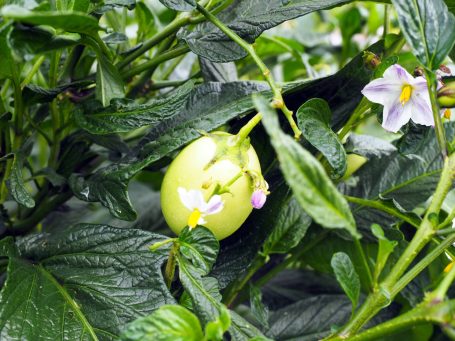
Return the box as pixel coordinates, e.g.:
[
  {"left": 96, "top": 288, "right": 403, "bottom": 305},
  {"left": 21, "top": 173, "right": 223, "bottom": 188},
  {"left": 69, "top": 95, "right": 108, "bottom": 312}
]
[{"left": 161, "top": 134, "right": 261, "bottom": 240}]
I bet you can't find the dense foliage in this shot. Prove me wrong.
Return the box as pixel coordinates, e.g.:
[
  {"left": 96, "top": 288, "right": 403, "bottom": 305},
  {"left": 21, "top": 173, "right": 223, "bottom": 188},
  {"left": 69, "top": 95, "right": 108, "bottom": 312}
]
[{"left": 0, "top": 0, "right": 455, "bottom": 340}]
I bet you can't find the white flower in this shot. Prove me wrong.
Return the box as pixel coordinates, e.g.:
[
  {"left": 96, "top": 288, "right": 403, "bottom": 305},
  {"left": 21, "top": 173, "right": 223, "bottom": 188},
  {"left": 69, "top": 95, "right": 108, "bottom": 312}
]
[
  {"left": 178, "top": 187, "right": 224, "bottom": 229},
  {"left": 361, "top": 64, "right": 434, "bottom": 133}
]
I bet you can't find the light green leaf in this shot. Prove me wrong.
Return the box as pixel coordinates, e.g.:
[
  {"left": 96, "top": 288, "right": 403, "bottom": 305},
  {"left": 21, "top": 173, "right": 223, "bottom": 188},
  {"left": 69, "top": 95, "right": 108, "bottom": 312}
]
[
  {"left": 120, "top": 305, "right": 204, "bottom": 341},
  {"left": 249, "top": 284, "right": 269, "bottom": 329},
  {"left": 392, "top": 0, "right": 455, "bottom": 69},
  {"left": 1, "top": 5, "right": 101, "bottom": 35},
  {"left": 96, "top": 52, "right": 125, "bottom": 107},
  {"left": 330, "top": 252, "right": 361, "bottom": 312},
  {"left": 255, "top": 95, "right": 359, "bottom": 239},
  {"left": 296, "top": 98, "right": 346, "bottom": 178},
  {"left": 371, "top": 224, "right": 398, "bottom": 282},
  {"left": 0, "top": 25, "right": 15, "bottom": 80},
  {"left": 6, "top": 153, "right": 35, "bottom": 208}
]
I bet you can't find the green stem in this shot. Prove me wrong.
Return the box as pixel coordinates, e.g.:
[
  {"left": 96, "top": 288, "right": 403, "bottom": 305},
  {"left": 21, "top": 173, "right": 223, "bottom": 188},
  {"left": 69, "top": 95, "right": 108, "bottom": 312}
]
[
  {"left": 425, "top": 69, "right": 447, "bottom": 157},
  {"left": 431, "top": 259, "right": 455, "bottom": 301},
  {"left": 21, "top": 55, "right": 45, "bottom": 89},
  {"left": 49, "top": 51, "right": 62, "bottom": 168},
  {"left": 329, "top": 154, "right": 455, "bottom": 339},
  {"left": 354, "top": 238, "right": 374, "bottom": 290},
  {"left": 122, "top": 46, "right": 190, "bottom": 79},
  {"left": 222, "top": 254, "right": 267, "bottom": 307},
  {"left": 391, "top": 232, "right": 455, "bottom": 297},
  {"left": 338, "top": 97, "right": 370, "bottom": 140},
  {"left": 195, "top": 3, "right": 301, "bottom": 139},
  {"left": 347, "top": 300, "right": 455, "bottom": 341},
  {"left": 382, "top": 5, "right": 389, "bottom": 41},
  {"left": 235, "top": 113, "right": 262, "bottom": 144},
  {"left": 437, "top": 207, "right": 455, "bottom": 229},
  {"left": 165, "top": 243, "right": 179, "bottom": 289},
  {"left": 117, "top": 15, "right": 191, "bottom": 69}
]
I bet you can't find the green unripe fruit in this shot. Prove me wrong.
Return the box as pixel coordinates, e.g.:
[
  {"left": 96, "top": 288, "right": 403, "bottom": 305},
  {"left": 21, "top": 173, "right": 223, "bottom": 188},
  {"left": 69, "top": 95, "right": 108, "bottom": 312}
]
[{"left": 160, "top": 132, "right": 262, "bottom": 240}]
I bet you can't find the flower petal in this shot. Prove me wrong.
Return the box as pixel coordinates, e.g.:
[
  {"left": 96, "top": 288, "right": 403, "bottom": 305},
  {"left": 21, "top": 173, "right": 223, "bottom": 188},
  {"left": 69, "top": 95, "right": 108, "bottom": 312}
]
[
  {"left": 383, "top": 64, "right": 414, "bottom": 84},
  {"left": 361, "top": 78, "right": 401, "bottom": 105},
  {"left": 251, "top": 189, "right": 267, "bottom": 209},
  {"left": 410, "top": 93, "right": 434, "bottom": 126},
  {"left": 188, "top": 189, "right": 205, "bottom": 210},
  {"left": 382, "top": 100, "right": 412, "bottom": 133},
  {"left": 198, "top": 216, "right": 207, "bottom": 226},
  {"left": 178, "top": 187, "right": 194, "bottom": 211},
  {"left": 204, "top": 195, "right": 224, "bottom": 215}
]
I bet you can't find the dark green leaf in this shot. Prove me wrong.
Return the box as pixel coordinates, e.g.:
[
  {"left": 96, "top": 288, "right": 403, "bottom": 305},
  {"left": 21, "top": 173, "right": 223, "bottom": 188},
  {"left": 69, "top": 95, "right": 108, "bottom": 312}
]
[
  {"left": 199, "top": 58, "right": 238, "bottom": 82},
  {"left": 296, "top": 98, "right": 346, "bottom": 178},
  {"left": 255, "top": 95, "right": 359, "bottom": 238},
  {"left": 250, "top": 284, "right": 269, "bottom": 329},
  {"left": 345, "top": 133, "right": 397, "bottom": 158},
  {"left": 182, "top": 0, "right": 353, "bottom": 62},
  {"left": 76, "top": 81, "right": 194, "bottom": 134},
  {"left": 266, "top": 295, "right": 352, "bottom": 340},
  {"left": 8, "top": 24, "right": 80, "bottom": 55},
  {"left": 1, "top": 5, "right": 102, "bottom": 35},
  {"left": 159, "top": 0, "right": 196, "bottom": 11},
  {"left": 22, "top": 81, "right": 91, "bottom": 105},
  {"left": 0, "top": 224, "right": 175, "bottom": 339},
  {"left": 120, "top": 305, "right": 204, "bottom": 341},
  {"left": 179, "top": 277, "right": 222, "bottom": 311},
  {"left": 96, "top": 52, "right": 125, "bottom": 107},
  {"left": 6, "top": 153, "right": 35, "bottom": 208},
  {"left": 371, "top": 224, "right": 397, "bottom": 282},
  {"left": 178, "top": 226, "right": 219, "bottom": 276},
  {"left": 331, "top": 252, "right": 361, "bottom": 311},
  {"left": 392, "top": 0, "right": 455, "bottom": 69},
  {"left": 262, "top": 197, "right": 311, "bottom": 255}
]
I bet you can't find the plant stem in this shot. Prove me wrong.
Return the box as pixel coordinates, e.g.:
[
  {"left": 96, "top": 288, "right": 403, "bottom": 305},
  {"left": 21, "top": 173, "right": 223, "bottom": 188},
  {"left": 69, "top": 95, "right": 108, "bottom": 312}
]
[
  {"left": 49, "top": 51, "right": 62, "bottom": 168},
  {"left": 235, "top": 113, "right": 262, "bottom": 144},
  {"left": 431, "top": 259, "right": 455, "bottom": 301},
  {"left": 425, "top": 69, "right": 447, "bottom": 157},
  {"left": 354, "top": 238, "right": 374, "bottom": 290},
  {"left": 391, "top": 232, "right": 455, "bottom": 297},
  {"left": 328, "top": 153, "right": 455, "bottom": 339},
  {"left": 338, "top": 97, "right": 370, "bottom": 140},
  {"left": 122, "top": 46, "right": 190, "bottom": 79},
  {"left": 117, "top": 15, "right": 191, "bottom": 69},
  {"left": 165, "top": 242, "right": 179, "bottom": 289},
  {"left": 21, "top": 55, "right": 45, "bottom": 89},
  {"left": 195, "top": 3, "right": 302, "bottom": 139}
]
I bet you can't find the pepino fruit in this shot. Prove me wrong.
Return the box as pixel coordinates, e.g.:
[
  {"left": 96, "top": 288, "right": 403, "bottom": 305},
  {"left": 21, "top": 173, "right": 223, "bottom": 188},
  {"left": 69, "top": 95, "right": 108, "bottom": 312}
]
[{"left": 160, "top": 132, "right": 267, "bottom": 240}]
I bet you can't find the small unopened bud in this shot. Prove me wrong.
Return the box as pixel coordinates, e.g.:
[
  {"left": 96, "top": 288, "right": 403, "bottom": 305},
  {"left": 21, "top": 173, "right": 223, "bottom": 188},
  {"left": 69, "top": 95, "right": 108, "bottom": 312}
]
[
  {"left": 438, "top": 80, "right": 455, "bottom": 108},
  {"left": 413, "top": 67, "right": 424, "bottom": 77},
  {"left": 363, "top": 51, "right": 381, "bottom": 70},
  {"left": 439, "top": 64, "right": 451, "bottom": 75},
  {"left": 251, "top": 189, "right": 267, "bottom": 209},
  {"left": 443, "top": 109, "right": 452, "bottom": 120}
]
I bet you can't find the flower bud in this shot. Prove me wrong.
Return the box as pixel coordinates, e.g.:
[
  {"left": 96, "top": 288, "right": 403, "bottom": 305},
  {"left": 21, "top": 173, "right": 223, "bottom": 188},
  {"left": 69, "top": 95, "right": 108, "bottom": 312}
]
[
  {"left": 362, "top": 51, "right": 381, "bottom": 70},
  {"left": 437, "top": 80, "right": 455, "bottom": 108},
  {"left": 251, "top": 189, "right": 267, "bottom": 209}
]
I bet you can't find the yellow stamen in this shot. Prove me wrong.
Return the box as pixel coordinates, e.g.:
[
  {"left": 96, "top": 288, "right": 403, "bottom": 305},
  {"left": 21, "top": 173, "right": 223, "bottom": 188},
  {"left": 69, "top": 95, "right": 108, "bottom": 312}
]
[
  {"left": 399, "top": 84, "right": 413, "bottom": 106},
  {"left": 188, "top": 209, "right": 201, "bottom": 229},
  {"left": 443, "top": 109, "right": 452, "bottom": 120},
  {"left": 444, "top": 261, "right": 454, "bottom": 273}
]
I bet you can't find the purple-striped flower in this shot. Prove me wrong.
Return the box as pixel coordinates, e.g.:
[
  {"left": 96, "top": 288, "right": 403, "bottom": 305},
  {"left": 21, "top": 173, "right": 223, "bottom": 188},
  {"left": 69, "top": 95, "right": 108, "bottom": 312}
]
[
  {"left": 362, "top": 64, "right": 434, "bottom": 133},
  {"left": 251, "top": 189, "right": 267, "bottom": 209}
]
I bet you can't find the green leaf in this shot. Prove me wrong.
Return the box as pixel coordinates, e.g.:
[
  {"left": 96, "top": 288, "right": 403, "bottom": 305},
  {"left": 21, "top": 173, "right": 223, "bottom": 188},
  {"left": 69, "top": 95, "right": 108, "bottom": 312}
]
[
  {"left": 0, "top": 25, "right": 15, "bottom": 80},
  {"left": 266, "top": 295, "right": 352, "bottom": 340},
  {"left": 8, "top": 24, "right": 80, "bottom": 55},
  {"left": 1, "top": 5, "right": 102, "bottom": 35},
  {"left": 371, "top": 224, "right": 397, "bottom": 282},
  {"left": 76, "top": 81, "right": 194, "bottom": 134},
  {"left": 6, "top": 153, "right": 35, "bottom": 208},
  {"left": 158, "top": 0, "right": 196, "bottom": 11},
  {"left": 120, "top": 305, "right": 204, "bottom": 341},
  {"left": 296, "top": 98, "right": 347, "bottom": 178},
  {"left": 199, "top": 58, "right": 238, "bottom": 82},
  {"left": 204, "top": 306, "right": 231, "bottom": 341},
  {"left": 56, "top": 0, "right": 90, "bottom": 12},
  {"left": 96, "top": 52, "right": 125, "bottom": 107},
  {"left": 255, "top": 95, "right": 359, "bottom": 239},
  {"left": 262, "top": 197, "right": 311, "bottom": 255},
  {"left": 330, "top": 252, "right": 361, "bottom": 312},
  {"left": 392, "top": 0, "right": 455, "bottom": 69},
  {"left": 0, "top": 224, "right": 175, "bottom": 339},
  {"left": 178, "top": 226, "right": 219, "bottom": 276},
  {"left": 23, "top": 81, "right": 91, "bottom": 105},
  {"left": 183, "top": 0, "right": 353, "bottom": 62},
  {"left": 345, "top": 133, "right": 397, "bottom": 158},
  {"left": 249, "top": 284, "right": 269, "bottom": 329}
]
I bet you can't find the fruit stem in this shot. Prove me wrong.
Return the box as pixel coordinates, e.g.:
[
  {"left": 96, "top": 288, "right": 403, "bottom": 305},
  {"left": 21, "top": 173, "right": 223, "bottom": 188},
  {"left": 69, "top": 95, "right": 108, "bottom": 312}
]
[
  {"left": 195, "top": 3, "right": 302, "bottom": 139},
  {"left": 235, "top": 113, "right": 262, "bottom": 145},
  {"left": 164, "top": 242, "right": 179, "bottom": 289}
]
